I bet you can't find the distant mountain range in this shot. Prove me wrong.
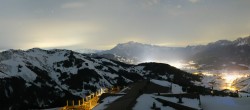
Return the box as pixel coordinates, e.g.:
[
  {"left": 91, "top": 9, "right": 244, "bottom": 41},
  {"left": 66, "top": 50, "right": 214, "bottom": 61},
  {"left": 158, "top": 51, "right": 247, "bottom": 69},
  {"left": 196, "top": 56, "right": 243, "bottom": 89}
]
[
  {"left": 2, "top": 36, "right": 249, "bottom": 109},
  {"left": 191, "top": 36, "right": 250, "bottom": 70},
  {"left": 100, "top": 41, "right": 204, "bottom": 64},
  {"left": 74, "top": 49, "right": 103, "bottom": 54},
  {"left": 93, "top": 36, "right": 250, "bottom": 70}
]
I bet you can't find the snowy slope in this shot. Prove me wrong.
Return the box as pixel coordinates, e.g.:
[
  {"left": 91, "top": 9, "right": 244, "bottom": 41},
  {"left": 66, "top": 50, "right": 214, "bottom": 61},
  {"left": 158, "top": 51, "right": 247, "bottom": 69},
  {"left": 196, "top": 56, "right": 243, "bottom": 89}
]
[
  {"left": 0, "top": 48, "right": 203, "bottom": 109},
  {"left": 151, "top": 79, "right": 183, "bottom": 94},
  {"left": 74, "top": 49, "right": 103, "bottom": 54},
  {"left": 133, "top": 94, "right": 175, "bottom": 110},
  {"left": 233, "top": 77, "right": 250, "bottom": 93},
  {"left": 0, "top": 49, "right": 130, "bottom": 109}
]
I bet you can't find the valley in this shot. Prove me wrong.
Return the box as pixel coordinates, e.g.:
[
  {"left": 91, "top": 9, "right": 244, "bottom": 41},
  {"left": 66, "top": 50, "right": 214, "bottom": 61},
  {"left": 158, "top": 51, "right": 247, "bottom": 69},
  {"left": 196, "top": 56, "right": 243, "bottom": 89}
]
[
  {"left": 1, "top": 37, "right": 250, "bottom": 110},
  {"left": 1, "top": 1, "right": 250, "bottom": 109},
  {"left": 187, "top": 69, "right": 250, "bottom": 93}
]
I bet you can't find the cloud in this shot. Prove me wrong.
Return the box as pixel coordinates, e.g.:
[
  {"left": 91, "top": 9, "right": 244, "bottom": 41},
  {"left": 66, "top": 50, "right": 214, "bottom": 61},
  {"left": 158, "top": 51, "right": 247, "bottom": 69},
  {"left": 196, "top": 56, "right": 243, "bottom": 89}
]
[
  {"left": 0, "top": 19, "right": 101, "bottom": 49},
  {"left": 151, "top": 0, "right": 161, "bottom": 4},
  {"left": 142, "top": 0, "right": 161, "bottom": 7},
  {"left": 1, "top": 0, "right": 250, "bottom": 50},
  {"left": 188, "top": 0, "right": 201, "bottom": 4},
  {"left": 61, "top": 2, "right": 85, "bottom": 9},
  {"left": 177, "top": 5, "right": 182, "bottom": 9},
  {"left": 24, "top": 21, "right": 100, "bottom": 49}
]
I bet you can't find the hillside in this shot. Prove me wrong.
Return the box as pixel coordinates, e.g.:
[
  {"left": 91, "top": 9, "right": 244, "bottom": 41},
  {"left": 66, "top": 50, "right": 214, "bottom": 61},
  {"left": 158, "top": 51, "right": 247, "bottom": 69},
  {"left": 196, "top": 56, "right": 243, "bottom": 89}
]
[{"left": 0, "top": 48, "right": 202, "bottom": 109}]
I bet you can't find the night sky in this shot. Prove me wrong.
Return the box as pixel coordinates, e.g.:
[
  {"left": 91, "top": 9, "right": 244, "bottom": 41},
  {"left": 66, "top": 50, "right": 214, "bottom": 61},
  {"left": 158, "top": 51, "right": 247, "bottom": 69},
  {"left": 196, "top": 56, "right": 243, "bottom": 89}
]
[{"left": 0, "top": 0, "right": 249, "bottom": 50}]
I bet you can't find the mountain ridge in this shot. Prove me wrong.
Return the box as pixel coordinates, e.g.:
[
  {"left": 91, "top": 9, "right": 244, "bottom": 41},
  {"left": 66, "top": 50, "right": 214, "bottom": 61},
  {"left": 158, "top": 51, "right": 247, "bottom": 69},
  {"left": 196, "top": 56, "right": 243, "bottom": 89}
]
[
  {"left": 0, "top": 48, "right": 202, "bottom": 109},
  {"left": 97, "top": 36, "right": 250, "bottom": 70}
]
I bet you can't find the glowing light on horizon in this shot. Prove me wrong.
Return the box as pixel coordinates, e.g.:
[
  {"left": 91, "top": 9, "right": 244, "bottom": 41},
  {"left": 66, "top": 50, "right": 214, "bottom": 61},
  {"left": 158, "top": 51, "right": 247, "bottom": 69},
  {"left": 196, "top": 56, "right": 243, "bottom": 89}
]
[
  {"left": 141, "top": 58, "right": 185, "bottom": 68},
  {"left": 224, "top": 86, "right": 237, "bottom": 91},
  {"left": 221, "top": 73, "right": 248, "bottom": 91},
  {"left": 203, "top": 72, "right": 214, "bottom": 76},
  {"left": 29, "top": 39, "right": 82, "bottom": 48},
  {"left": 193, "top": 72, "right": 200, "bottom": 75},
  {"left": 222, "top": 73, "right": 247, "bottom": 84},
  {"left": 168, "top": 62, "right": 185, "bottom": 68}
]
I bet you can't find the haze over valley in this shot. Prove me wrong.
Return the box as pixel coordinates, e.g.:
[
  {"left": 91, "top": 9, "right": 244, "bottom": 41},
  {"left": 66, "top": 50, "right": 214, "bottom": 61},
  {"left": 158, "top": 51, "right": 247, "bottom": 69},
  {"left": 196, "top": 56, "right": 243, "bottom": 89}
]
[{"left": 1, "top": 0, "right": 250, "bottom": 110}]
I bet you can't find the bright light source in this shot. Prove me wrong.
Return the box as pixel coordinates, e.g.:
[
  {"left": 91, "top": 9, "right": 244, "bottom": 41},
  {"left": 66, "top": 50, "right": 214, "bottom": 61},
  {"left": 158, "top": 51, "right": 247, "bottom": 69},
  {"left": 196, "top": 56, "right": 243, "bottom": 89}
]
[
  {"left": 193, "top": 72, "right": 199, "bottom": 75},
  {"left": 168, "top": 62, "right": 184, "bottom": 69},
  {"left": 221, "top": 73, "right": 247, "bottom": 91},
  {"left": 224, "top": 86, "right": 237, "bottom": 91},
  {"left": 222, "top": 73, "right": 245, "bottom": 84},
  {"left": 223, "top": 75, "right": 237, "bottom": 84},
  {"left": 140, "top": 58, "right": 185, "bottom": 69}
]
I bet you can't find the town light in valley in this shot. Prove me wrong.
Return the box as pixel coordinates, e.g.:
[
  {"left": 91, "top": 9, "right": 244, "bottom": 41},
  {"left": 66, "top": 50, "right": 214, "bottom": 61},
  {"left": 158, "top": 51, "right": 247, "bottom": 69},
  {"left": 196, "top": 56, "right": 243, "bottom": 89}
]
[{"left": 221, "top": 73, "right": 247, "bottom": 91}]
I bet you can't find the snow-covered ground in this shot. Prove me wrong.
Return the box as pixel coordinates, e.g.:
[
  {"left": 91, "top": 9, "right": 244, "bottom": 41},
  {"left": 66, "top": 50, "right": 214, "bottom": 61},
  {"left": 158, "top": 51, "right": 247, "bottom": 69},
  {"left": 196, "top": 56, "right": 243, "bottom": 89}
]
[
  {"left": 153, "top": 95, "right": 201, "bottom": 109},
  {"left": 151, "top": 79, "right": 184, "bottom": 93},
  {"left": 201, "top": 95, "right": 250, "bottom": 110},
  {"left": 133, "top": 94, "right": 175, "bottom": 110},
  {"left": 238, "top": 92, "right": 250, "bottom": 97},
  {"left": 44, "top": 78, "right": 250, "bottom": 110},
  {"left": 134, "top": 94, "right": 250, "bottom": 110},
  {"left": 133, "top": 94, "right": 201, "bottom": 110},
  {"left": 92, "top": 96, "right": 122, "bottom": 110}
]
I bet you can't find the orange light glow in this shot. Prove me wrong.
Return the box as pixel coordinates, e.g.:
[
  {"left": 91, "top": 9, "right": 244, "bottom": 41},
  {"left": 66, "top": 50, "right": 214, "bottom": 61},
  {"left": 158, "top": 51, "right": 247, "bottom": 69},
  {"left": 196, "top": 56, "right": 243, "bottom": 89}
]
[
  {"left": 221, "top": 73, "right": 248, "bottom": 91},
  {"left": 222, "top": 73, "right": 246, "bottom": 84},
  {"left": 224, "top": 86, "right": 237, "bottom": 91}
]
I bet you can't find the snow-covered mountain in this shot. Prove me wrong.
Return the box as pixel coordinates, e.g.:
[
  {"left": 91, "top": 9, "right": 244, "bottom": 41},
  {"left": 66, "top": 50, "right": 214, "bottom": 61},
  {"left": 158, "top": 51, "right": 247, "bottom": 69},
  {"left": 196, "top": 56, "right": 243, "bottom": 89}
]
[
  {"left": 207, "top": 36, "right": 250, "bottom": 46},
  {"left": 192, "top": 36, "right": 250, "bottom": 70},
  {"left": 0, "top": 48, "right": 202, "bottom": 109},
  {"left": 74, "top": 49, "right": 103, "bottom": 54},
  {"left": 97, "top": 36, "right": 250, "bottom": 70},
  {"left": 233, "top": 36, "right": 250, "bottom": 46},
  {"left": 90, "top": 53, "right": 136, "bottom": 64},
  {"left": 100, "top": 41, "right": 204, "bottom": 64},
  {"left": 2, "top": 36, "right": 250, "bottom": 109},
  {"left": 233, "top": 77, "right": 250, "bottom": 93}
]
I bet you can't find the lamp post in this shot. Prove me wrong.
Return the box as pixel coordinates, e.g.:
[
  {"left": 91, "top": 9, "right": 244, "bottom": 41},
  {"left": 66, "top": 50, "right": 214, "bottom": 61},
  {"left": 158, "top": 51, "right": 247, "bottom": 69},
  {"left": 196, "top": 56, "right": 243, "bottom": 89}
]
[
  {"left": 171, "top": 81, "right": 172, "bottom": 93},
  {"left": 198, "top": 93, "right": 201, "bottom": 106},
  {"left": 169, "top": 75, "right": 174, "bottom": 94},
  {"left": 66, "top": 100, "right": 68, "bottom": 106},
  {"left": 178, "top": 94, "right": 183, "bottom": 103}
]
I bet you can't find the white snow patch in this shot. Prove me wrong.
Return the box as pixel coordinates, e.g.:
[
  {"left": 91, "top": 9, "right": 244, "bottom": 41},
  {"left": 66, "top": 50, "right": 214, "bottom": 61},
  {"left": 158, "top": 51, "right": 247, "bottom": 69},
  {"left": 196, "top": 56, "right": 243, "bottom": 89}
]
[
  {"left": 101, "top": 58, "right": 117, "bottom": 66},
  {"left": 238, "top": 92, "right": 250, "bottom": 97},
  {"left": 201, "top": 95, "right": 250, "bottom": 110},
  {"left": 92, "top": 96, "right": 122, "bottom": 110},
  {"left": 154, "top": 95, "right": 201, "bottom": 109},
  {"left": 151, "top": 79, "right": 184, "bottom": 93},
  {"left": 133, "top": 94, "right": 175, "bottom": 110}
]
